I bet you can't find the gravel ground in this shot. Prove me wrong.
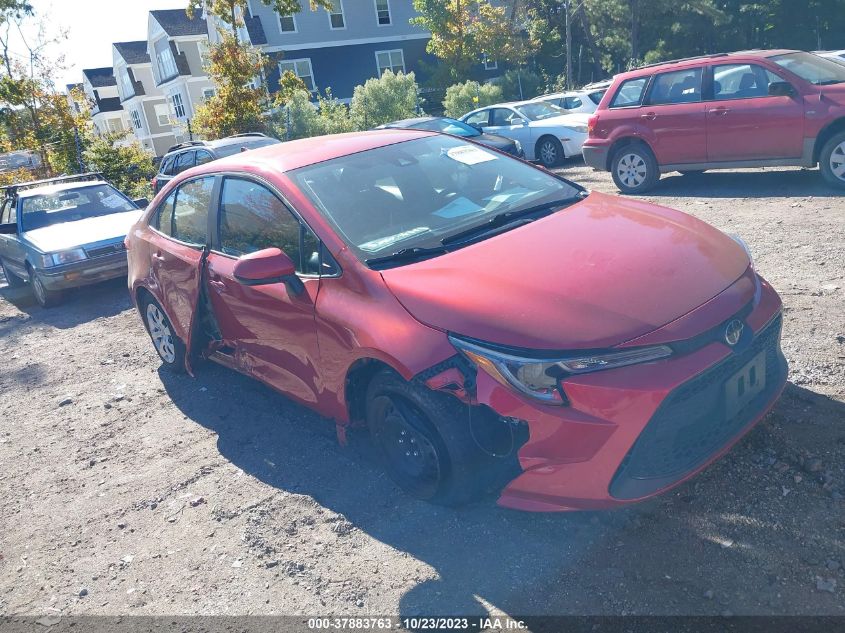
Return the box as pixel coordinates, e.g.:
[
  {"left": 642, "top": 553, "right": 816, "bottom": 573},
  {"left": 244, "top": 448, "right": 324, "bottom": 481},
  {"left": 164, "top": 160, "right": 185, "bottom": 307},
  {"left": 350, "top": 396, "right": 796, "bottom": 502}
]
[{"left": 0, "top": 163, "right": 843, "bottom": 622}]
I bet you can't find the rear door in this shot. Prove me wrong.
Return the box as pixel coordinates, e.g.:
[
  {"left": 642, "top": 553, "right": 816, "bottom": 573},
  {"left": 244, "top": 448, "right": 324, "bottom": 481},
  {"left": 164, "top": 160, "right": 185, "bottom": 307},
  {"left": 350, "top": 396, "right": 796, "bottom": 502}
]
[
  {"left": 705, "top": 62, "right": 805, "bottom": 161},
  {"left": 638, "top": 66, "right": 707, "bottom": 166},
  {"left": 147, "top": 176, "right": 216, "bottom": 350},
  {"left": 205, "top": 176, "right": 324, "bottom": 405}
]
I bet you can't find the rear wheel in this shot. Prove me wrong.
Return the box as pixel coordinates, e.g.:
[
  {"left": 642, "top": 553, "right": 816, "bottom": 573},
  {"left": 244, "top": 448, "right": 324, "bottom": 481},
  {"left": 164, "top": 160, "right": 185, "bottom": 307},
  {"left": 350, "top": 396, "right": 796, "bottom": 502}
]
[
  {"left": 365, "top": 370, "right": 515, "bottom": 506},
  {"left": 141, "top": 295, "right": 185, "bottom": 372},
  {"left": 819, "top": 131, "right": 845, "bottom": 189},
  {"left": 537, "top": 136, "right": 564, "bottom": 168},
  {"left": 29, "top": 267, "right": 62, "bottom": 308},
  {"left": 0, "top": 259, "right": 25, "bottom": 288},
  {"left": 611, "top": 143, "right": 659, "bottom": 194}
]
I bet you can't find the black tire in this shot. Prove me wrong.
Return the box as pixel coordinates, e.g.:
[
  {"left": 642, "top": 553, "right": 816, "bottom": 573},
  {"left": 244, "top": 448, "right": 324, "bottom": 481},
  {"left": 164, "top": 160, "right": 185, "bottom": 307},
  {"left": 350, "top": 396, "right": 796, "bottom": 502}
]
[
  {"left": 140, "top": 294, "right": 186, "bottom": 372},
  {"left": 365, "top": 369, "right": 517, "bottom": 506},
  {"left": 536, "top": 136, "right": 564, "bottom": 168},
  {"left": 611, "top": 143, "right": 660, "bottom": 194},
  {"left": 819, "top": 131, "right": 845, "bottom": 189},
  {"left": 28, "top": 266, "right": 63, "bottom": 308},
  {"left": 0, "top": 259, "right": 25, "bottom": 288}
]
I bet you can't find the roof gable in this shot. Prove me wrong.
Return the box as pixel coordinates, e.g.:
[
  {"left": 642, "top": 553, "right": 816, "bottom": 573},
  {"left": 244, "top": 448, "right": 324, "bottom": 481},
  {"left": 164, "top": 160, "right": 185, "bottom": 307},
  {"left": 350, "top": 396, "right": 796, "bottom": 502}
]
[
  {"left": 82, "top": 67, "right": 117, "bottom": 88},
  {"left": 150, "top": 9, "right": 208, "bottom": 37},
  {"left": 113, "top": 41, "right": 150, "bottom": 65}
]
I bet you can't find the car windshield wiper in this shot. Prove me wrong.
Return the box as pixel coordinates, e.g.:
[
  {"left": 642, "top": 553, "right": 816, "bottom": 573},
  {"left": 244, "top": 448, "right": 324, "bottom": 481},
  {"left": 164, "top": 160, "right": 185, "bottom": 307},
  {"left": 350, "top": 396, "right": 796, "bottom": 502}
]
[
  {"left": 441, "top": 195, "right": 584, "bottom": 247},
  {"left": 366, "top": 245, "right": 448, "bottom": 270}
]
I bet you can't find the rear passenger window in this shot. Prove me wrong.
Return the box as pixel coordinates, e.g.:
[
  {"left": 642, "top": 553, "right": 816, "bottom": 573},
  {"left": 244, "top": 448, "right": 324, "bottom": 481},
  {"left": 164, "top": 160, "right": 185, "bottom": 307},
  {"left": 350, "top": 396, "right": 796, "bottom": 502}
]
[
  {"left": 155, "top": 191, "right": 176, "bottom": 236},
  {"left": 588, "top": 90, "right": 605, "bottom": 105},
  {"left": 564, "top": 96, "right": 583, "bottom": 110},
  {"left": 648, "top": 68, "right": 703, "bottom": 105},
  {"left": 172, "top": 177, "right": 214, "bottom": 245},
  {"left": 195, "top": 150, "right": 214, "bottom": 166},
  {"left": 217, "top": 178, "right": 321, "bottom": 274},
  {"left": 174, "top": 151, "right": 196, "bottom": 174},
  {"left": 609, "top": 77, "right": 648, "bottom": 108}
]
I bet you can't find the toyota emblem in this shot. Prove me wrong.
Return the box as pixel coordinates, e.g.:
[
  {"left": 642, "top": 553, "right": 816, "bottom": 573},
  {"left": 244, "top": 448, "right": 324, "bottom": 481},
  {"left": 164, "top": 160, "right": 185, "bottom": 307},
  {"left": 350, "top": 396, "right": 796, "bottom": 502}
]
[{"left": 724, "top": 319, "right": 744, "bottom": 346}]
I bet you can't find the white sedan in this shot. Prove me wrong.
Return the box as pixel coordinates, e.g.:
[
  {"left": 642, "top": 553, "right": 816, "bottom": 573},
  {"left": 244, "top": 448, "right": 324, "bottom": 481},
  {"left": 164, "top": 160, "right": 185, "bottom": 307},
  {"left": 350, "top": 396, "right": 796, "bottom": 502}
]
[
  {"left": 530, "top": 87, "right": 607, "bottom": 114},
  {"left": 460, "top": 101, "right": 589, "bottom": 168}
]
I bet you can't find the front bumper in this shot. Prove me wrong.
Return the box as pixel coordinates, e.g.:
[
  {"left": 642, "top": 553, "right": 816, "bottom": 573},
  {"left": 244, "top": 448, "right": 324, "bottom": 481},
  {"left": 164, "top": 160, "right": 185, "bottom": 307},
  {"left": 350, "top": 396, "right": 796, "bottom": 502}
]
[
  {"left": 36, "top": 251, "right": 128, "bottom": 291},
  {"left": 582, "top": 143, "right": 609, "bottom": 170},
  {"left": 467, "top": 274, "right": 786, "bottom": 511}
]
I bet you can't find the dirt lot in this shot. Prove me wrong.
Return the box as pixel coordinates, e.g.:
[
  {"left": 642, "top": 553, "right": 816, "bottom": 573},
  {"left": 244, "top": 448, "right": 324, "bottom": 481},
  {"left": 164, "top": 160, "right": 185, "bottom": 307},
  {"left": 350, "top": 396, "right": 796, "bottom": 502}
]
[{"left": 1, "top": 163, "right": 844, "bottom": 622}]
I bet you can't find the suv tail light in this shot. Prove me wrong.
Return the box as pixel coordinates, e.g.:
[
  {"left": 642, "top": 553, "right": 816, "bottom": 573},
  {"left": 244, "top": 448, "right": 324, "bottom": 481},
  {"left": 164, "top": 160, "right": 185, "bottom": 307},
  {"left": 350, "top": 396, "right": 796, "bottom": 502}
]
[{"left": 587, "top": 114, "right": 599, "bottom": 137}]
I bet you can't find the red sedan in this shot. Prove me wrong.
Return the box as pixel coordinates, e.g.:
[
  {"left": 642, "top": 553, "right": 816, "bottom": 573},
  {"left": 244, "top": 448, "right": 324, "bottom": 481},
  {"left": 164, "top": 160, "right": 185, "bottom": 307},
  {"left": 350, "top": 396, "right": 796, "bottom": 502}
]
[{"left": 126, "top": 130, "right": 787, "bottom": 511}]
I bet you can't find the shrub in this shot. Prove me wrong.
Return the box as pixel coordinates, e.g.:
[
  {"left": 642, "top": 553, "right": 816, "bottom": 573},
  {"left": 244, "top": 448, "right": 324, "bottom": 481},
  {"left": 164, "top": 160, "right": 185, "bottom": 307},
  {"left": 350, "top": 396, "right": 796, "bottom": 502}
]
[
  {"left": 496, "top": 69, "right": 544, "bottom": 101},
  {"left": 442, "top": 80, "right": 502, "bottom": 119},
  {"left": 349, "top": 70, "right": 418, "bottom": 129},
  {"left": 83, "top": 132, "right": 154, "bottom": 198}
]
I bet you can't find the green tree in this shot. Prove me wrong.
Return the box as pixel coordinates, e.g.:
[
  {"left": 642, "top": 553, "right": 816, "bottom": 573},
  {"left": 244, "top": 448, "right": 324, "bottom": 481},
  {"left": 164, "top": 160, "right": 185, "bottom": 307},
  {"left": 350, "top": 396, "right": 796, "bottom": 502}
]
[
  {"left": 349, "top": 70, "right": 418, "bottom": 129},
  {"left": 274, "top": 69, "right": 308, "bottom": 107},
  {"left": 411, "top": 0, "right": 524, "bottom": 82},
  {"left": 187, "top": 0, "right": 332, "bottom": 32},
  {"left": 83, "top": 132, "right": 154, "bottom": 199},
  {"left": 442, "top": 80, "right": 502, "bottom": 118}
]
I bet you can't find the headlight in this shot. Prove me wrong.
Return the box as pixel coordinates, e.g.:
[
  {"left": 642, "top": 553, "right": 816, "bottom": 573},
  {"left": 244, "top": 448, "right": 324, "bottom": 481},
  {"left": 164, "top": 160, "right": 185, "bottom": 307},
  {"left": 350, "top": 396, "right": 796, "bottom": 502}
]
[
  {"left": 449, "top": 335, "right": 672, "bottom": 405},
  {"left": 568, "top": 125, "right": 589, "bottom": 134},
  {"left": 729, "top": 234, "right": 753, "bottom": 269},
  {"left": 40, "top": 248, "right": 88, "bottom": 267}
]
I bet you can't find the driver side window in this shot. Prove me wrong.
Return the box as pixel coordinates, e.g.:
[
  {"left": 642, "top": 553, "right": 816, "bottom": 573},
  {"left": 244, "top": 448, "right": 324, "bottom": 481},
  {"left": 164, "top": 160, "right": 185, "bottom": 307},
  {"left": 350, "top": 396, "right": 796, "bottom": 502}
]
[
  {"left": 464, "top": 110, "right": 489, "bottom": 127},
  {"left": 490, "top": 108, "right": 518, "bottom": 126}
]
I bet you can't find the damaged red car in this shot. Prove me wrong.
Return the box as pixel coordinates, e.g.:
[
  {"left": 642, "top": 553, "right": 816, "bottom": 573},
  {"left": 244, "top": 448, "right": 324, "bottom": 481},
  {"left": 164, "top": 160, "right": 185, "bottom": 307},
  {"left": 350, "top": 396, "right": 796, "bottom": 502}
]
[{"left": 126, "top": 130, "right": 787, "bottom": 511}]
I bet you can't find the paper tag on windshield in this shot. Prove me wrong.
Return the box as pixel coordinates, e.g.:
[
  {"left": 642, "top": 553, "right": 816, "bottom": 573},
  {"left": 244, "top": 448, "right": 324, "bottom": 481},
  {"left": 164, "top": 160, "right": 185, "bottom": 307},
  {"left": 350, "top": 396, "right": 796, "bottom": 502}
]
[
  {"left": 101, "top": 194, "right": 126, "bottom": 209},
  {"left": 446, "top": 145, "right": 497, "bottom": 166}
]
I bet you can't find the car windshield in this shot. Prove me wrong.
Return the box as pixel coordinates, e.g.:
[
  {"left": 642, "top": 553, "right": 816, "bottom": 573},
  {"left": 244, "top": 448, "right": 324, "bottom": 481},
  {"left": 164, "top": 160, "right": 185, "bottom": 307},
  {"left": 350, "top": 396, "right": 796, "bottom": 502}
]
[
  {"left": 290, "top": 135, "right": 580, "bottom": 262},
  {"left": 770, "top": 51, "right": 845, "bottom": 85},
  {"left": 410, "top": 118, "right": 480, "bottom": 137},
  {"left": 214, "top": 138, "right": 279, "bottom": 158},
  {"left": 20, "top": 184, "right": 136, "bottom": 231},
  {"left": 514, "top": 102, "right": 565, "bottom": 121}
]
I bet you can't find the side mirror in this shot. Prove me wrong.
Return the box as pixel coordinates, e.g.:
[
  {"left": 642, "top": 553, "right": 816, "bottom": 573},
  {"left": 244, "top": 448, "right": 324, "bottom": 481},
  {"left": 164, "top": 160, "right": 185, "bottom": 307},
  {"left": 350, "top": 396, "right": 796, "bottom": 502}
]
[
  {"left": 0, "top": 222, "right": 16, "bottom": 235},
  {"left": 469, "top": 123, "right": 484, "bottom": 133},
  {"left": 768, "top": 81, "right": 795, "bottom": 97},
  {"left": 233, "top": 247, "right": 303, "bottom": 293},
  {"left": 132, "top": 197, "right": 149, "bottom": 208}
]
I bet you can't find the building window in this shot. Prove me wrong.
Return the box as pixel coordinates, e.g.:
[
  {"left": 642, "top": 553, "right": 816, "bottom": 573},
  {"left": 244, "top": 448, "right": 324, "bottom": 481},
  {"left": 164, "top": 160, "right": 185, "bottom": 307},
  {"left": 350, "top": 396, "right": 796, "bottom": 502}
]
[
  {"left": 155, "top": 39, "right": 178, "bottom": 81},
  {"left": 155, "top": 103, "right": 170, "bottom": 126},
  {"left": 130, "top": 109, "right": 142, "bottom": 130},
  {"left": 120, "top": 70, "right": 134, "bottom": 99},
  {"left": 203, "top": 88, "right": 216, "bottom": 101},
  {"left": 279, "top": 13, "right": 296, "bottom": 32},
  {"left": 279, "top": 58, "right": 315, "bottom": 91},
  {"left": 107, "top": 118, "right": 124, "bottom": 133},
  {"left": 483, "top": 57, "right": 498, "bottom": 71},
  {"left": 170, "top": 92, "right": 186, "bottom": 119},
  {"left": 375, "top": 0, "right": 391, "bottom": 25},
  {"left": 327, "top": 0, "right": 345, "bottom": 29},
  {"left": 376, "top": 49, "right": 405, "bottom": 76}
]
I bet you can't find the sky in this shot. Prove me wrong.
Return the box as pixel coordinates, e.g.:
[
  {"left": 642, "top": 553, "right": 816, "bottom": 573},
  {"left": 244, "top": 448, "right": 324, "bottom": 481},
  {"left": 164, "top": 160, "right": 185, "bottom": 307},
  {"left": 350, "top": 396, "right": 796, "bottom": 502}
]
[{"left": 10, "top": 0, "right": 190, "bottom": 89}]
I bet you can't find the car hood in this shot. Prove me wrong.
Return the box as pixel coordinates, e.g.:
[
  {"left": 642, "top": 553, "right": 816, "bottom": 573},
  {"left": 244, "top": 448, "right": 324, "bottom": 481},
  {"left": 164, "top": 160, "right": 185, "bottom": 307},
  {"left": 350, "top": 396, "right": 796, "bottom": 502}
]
[
  {"left": 379, "top": 192, "right": 749, "bottom": 350},
  {"left": 22, "top": 210, "right": 142, "bottom": 253},
  {"left": 529, "top": 113, "right": 590, "bottom": 130}
]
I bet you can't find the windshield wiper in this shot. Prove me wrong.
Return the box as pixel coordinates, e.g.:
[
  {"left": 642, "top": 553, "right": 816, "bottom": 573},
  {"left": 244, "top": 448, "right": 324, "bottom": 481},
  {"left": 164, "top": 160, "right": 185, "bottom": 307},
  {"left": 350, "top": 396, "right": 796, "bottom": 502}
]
[
  {"left": 366, "top": 245, "right": 448, "bottom": 269},
  {"left": 441, "top": 196, "right": 584, "bottom": 247}
]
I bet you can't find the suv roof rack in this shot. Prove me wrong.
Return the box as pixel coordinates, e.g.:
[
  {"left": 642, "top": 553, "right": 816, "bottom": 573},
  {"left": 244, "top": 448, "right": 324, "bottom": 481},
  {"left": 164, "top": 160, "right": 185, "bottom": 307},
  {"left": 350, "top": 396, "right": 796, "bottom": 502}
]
[
  {"left": 166, "top": 140, "right": 206, "bottom": 153},
  {"left": 1, "top": 172, "right": 105, "bottom": 198},
  {"left": 225, "top": 132, "right": 267, "bottom": 139},
  {"left": 636, "top": 52, "right": 729, "bottom": 70}
]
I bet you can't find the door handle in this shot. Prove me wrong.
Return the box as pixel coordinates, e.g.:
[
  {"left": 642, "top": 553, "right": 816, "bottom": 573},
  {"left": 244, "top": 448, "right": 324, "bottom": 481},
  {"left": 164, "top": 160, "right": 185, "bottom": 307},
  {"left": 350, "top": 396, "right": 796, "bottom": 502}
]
[
  {"left": 152, "top": 251, "right": 165, "bottom": 261},
  {"left": 640, "top": 112, "right": 657, "bottom": 121},
  {"left": 208, "top": 279, "right": 226, "bottom": 291},
  {"left": 709, "top": 107, "right": 730, "bottom": 116}
]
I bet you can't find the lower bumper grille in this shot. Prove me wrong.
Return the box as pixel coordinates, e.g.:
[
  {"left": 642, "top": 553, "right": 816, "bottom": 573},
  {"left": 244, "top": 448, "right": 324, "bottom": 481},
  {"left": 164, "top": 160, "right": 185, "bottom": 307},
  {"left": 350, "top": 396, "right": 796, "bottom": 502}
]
[{"left": 610, "top": 314, "right": 786, "bottom": 500}]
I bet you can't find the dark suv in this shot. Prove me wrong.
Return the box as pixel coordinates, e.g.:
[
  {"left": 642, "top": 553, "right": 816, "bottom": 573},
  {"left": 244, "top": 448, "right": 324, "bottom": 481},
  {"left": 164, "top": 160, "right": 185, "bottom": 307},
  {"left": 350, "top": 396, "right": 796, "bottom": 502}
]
[
  {"left": 152, "top": 133, "right": 280, "bottom": 193},
  {"left": 582, "top": 50, "right": 845, "bottom": 193}
]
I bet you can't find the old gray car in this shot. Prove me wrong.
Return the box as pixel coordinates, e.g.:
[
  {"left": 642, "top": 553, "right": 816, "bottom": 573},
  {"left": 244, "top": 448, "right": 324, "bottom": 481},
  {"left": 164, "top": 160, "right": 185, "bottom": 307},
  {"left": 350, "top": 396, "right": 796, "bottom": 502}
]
[{"left": 0, "top": 173, "right": 145, "bottom": 307}]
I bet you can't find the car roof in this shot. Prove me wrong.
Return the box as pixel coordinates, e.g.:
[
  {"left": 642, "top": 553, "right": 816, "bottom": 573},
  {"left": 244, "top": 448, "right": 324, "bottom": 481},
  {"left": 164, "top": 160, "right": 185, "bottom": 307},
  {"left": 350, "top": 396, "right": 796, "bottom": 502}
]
[
  {"left": 532, "top": 89, "right": 597, "bottom": 100},
  {"left": 16, "top": 180, "right": 110, "bottom": 199},
  {"left": 382, "top": 116, "right": 438, "bottom": 128},
  {"left": 180, "top": 129, "right": 437, "bottom": 176},
  {"left": 164, "top": 134, "right": 276, "bottom": 156},
  {"left": 616, "top": 49, "right": 798, "bottom": 79}
]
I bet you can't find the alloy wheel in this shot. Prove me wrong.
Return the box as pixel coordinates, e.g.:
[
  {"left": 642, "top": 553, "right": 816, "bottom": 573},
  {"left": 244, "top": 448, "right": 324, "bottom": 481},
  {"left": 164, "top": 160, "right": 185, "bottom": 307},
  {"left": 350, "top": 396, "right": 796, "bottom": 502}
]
[
  {"left": 146, "top": 303, "right": 176, "bottom": 363},
  {"left": 540, "top": 141, "right": 558, "bottom": 166},
  {"left": 830, "top": 141, "right": 845, "bottom": 182},
  {"left": 617, "top": 153, "right": 648, "bottom": 188}
]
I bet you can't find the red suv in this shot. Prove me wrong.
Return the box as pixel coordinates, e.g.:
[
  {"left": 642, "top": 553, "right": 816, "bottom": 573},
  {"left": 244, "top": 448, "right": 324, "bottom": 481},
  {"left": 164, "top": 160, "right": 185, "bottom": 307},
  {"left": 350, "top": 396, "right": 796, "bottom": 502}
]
[
  {"left": 583, "top": 50, "right": 845, "bottom": 193},
  {"left": 127, "top": 130, "right": 787, "bottom": 511}
]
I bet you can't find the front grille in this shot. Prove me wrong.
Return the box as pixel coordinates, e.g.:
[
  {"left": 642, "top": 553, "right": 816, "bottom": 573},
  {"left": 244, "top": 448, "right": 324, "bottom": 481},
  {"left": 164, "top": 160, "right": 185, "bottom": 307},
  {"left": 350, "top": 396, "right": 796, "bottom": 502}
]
[
  {"left": 610, "top": 314, "right": 786, "bottom": 500},
  {"left": 85, "top": 242, "right": 126, "bottom": 259}
]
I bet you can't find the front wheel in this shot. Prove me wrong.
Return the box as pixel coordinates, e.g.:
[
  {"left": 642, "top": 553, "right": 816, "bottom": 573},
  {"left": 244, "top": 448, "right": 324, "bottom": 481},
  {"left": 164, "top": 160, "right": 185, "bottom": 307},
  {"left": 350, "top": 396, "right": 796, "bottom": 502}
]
[
  {"left": 819, "top": 131, "right": 845, "bottom": 189},
  {"left": 537, "top": 136, "right": 564, "bottom": 168},
  {"left": 141, "top": 296, "right": 185, "bottom": 372},
  {"left": 0, "top": 259, "right": 25, "bottom": 288},
  {"left": 611, "top": 144, "right": 659, "bottom": 194},
  {"left": 30, "top": 268, "right": 63, "bottom": 308}
]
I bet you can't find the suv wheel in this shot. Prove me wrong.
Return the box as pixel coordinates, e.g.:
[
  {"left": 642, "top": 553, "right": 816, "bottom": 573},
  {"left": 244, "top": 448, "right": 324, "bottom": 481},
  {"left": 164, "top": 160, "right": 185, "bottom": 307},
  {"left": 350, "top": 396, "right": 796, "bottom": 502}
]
[
  {"left": 142, "top": 296, "right": 185, "bottom": 372},
  {"left": 611, "top": 144, "right": 659, "bottom": 194},
  {"left": 819, "top": 131, "right": 845, "bottom": 189},
  {"left": 537, "top": 136, "right": 564, "bottom": 168},
  {"left": 0, "top": 259, "right": 25, "bottom": 288}
]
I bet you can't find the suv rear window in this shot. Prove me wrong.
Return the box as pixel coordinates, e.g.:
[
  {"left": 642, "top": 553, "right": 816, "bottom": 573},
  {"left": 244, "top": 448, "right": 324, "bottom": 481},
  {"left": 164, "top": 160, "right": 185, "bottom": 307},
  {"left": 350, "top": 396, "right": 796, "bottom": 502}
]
[{"left": 609, "top": 77, "right": 648, "bottom": 108}]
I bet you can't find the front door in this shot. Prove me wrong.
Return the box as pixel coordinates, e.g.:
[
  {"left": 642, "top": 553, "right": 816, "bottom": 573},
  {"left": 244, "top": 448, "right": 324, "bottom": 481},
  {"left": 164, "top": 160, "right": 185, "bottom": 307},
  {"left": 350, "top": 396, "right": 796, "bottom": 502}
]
[
  {"left": 705, "top": 62, "right": 805, "bottom": 161},
  {"left": 205, "top": 176, "right": 323, "bottom": 405},
  {"left": 485, "top": 108, "right": 533, "bottom": 152},
  {"left": 0, "top": 199, "right": 27, "bottom": 280},
  {"left": 640, "top": 66, "right": 707, "bottom": 165}
]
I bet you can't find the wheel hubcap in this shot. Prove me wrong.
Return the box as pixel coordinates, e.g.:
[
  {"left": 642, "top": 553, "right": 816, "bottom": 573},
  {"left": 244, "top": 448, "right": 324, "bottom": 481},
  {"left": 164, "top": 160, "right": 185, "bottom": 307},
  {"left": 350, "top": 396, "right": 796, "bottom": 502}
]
[
  {"left": 146, "top": 303, "right": 176, "bottom": 363},
  {"left": 617, "top": 153, "right": 647, "bottom": 187},
  {"left": 541, "top": 142, "right": 557, "bottom": 164},
  {"left": 830, "top": 141, "right": 845, "bottom": 181}
]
